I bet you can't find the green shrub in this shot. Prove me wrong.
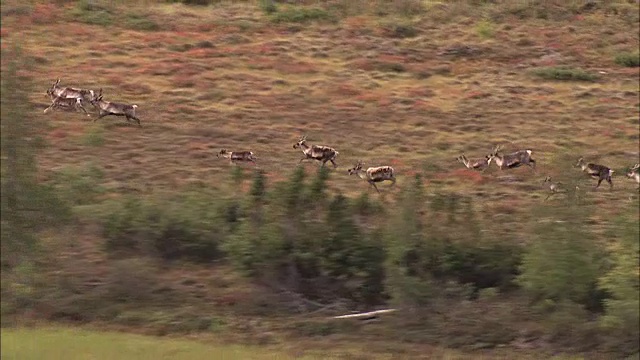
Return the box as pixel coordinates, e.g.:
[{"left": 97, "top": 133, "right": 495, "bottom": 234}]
[
  {"left": 614, "top": 52, "right": 640, "bottom": 67},
  {"left": 99, "top": 190, "right": 230, "bottom": 262},
  {"left": 475, "top": 19, "right": 495, "bottom": 38},
  {"left": 259, "top": 0, "right": 277, "bottom": 14},
  {"left": 51, "top": 163, "right": 105, "bottom": 206},
  {"left": 532, "top": 67, "right": 598, "bottom": 82},
  {"left": 598, "top": 208, "right": 640, "bottom": 355},
  {"left": 124, "top": 13, "right": 160, "bottom": 31},
  {"left": 517, "top": 202, "right": 602, "bottom": 307},
  {"left": 69, "top": 0, "right": 113, "bottom": 27}
]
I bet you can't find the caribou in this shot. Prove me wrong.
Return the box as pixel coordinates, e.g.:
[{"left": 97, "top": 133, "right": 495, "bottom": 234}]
[
  {"left": 456, "top": 153, "right": 492, "bottom": 172},
  {"left": 542, "top": 176, "right": 565, "bottom": 201},
  {"left": 488, "top": 145, "right": 536, "bottom": 172},
  {"left": 90, "top": 90, "right": 141, "bottom": 126},
  {"left": 626, "top": 163, "right": 639, "bottom": 188},
  {"left": 217, "top": 149, "right": 257, "bottom": 165},
  {"left": 293, "top": 135, "right": 339, "bottom": 168},
  {"left": 44, "top": 91, "right": 91, "bottom": 116},
  {"left": 575, "top": 157, "right": 614, "bottom": 189},
  {"left": 347, "top": 160, "right": 396, "bottom": 193},
  {"left": 46, "top": 78, "right": 98, "bottom": 105}
]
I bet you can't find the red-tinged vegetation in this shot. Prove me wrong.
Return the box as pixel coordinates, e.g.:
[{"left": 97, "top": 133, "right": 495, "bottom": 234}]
[
  {"left": 31, "top": 3, "right": 61, "bottom": 25},
  {"left": 273, "top": 60, "right": 318, "bottom": 75},
  {"left": 47, "top": 129, "right": 69, "bottom": 140}
]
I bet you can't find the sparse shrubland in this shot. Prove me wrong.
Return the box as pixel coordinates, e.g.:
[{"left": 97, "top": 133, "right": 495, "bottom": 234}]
[
  {"left": 532, "top": 67, "right": 599, "bottom": 82},
  {"left": 1, "top": 0, "right": 639, "bottom": 358}
]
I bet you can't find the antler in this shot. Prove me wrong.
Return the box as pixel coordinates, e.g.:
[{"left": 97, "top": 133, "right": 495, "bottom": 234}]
[{"left": 632, "top": 163, "right": 640, "bottom": 171}]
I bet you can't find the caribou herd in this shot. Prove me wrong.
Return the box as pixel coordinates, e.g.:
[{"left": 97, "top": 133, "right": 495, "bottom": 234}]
[{"left": 44, "top": 78, "right": 640, "bottom": 196}]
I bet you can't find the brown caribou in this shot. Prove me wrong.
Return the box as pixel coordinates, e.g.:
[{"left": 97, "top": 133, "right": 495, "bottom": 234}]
[
  {"left": 44, "top": 92, "right": 90, "bottom": 116},
  {"left": 626, "top": 163, "right": 639, "bottom": 188},
  {"left": 293, "top": 135, "right": 339, "bottom": 168},
  {"left": 575, "top": 157, "right": 614, "bottom": 189},
  {"left": 347, "top": 160, "right": 396, "bottom": 193},
  {"left": 456, "top": 153, "right": 492, "bottom": 172},
  {"left": 217, "top": 149, "right": 257, "bottom": 165},
  {"left": 46, "top": 78, "right": 98, "bottom": 106},
  {"left": 542, "top": 176, "right": 565, "bottom": 201},
  {"left": 488, "top": 144, "right": 536, "bottom": 172},
  {"left": 90, "top": 90, "right": 141, "bottom": 126}
]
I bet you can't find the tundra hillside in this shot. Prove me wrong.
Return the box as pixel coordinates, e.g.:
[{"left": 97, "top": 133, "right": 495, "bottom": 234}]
[{"left": 1, "top": 0, "right": 639, "bottom": 359}]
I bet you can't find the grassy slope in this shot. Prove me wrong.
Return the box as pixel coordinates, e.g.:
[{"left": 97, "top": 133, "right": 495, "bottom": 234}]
[
  {"left": 1, "top": 327, "right": 319, "bottom": 360},
  {"left": 1, "top": 0, "right": 639, "bottom": 358},
  {"left": 0, "top": 326, "right": 580, "bottom": 360}
]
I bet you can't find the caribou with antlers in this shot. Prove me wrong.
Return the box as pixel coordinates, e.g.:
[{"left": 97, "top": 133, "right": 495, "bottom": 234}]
[
  {"left": 347, "top": 160, "right": 396, "bottom": 193},
  {"left": 293, "top": 135, "right": 339, "bottom": 168},
  {"left": 575, "top": 157, "right": 614, "bottom": 189},
  {"left": 488, "top": 145, "right": 537, "bottom": 172},
  {"left": 217, "top": 149, "right": 257, "bottom": 165},
  {"left": 90, "top": 90, "right": 141, "bottom": 126},
  {"left": 456, "top": 153, "right": 492, "bottom": 172},
  {"left": 47, "top": 78, "right": 98, "bottom": 105},
  {"left": 626, "top": 163, "right": 639, "bottom": 188},
  {"left": 44, "top": 91, "right": 91, "bottom": 116}
]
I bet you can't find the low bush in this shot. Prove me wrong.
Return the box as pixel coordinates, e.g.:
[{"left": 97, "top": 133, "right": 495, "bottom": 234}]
[
  {"left": 614, "top": 52, "right": 640, "bottom": 67},
  {"left": 69, "top": 0, "right": 113, "bottom": 27},
  {"left": 532, "top": 67, "right": 598, "bottom": 82},
  {"left": 99, "top": 190, "right": 234, "bottom": 262}
]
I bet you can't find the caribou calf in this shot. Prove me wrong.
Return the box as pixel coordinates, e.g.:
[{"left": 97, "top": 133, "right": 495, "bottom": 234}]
[
  {"left": 217, "top": 149, "right": 257, "bottom": 165},
  {"left": 456, "top": 153, "right": 492, "bottom": 172},
  {"left": 575, "top": 157, "right": 614, "bottom": 189},
  {"left": 347, "top": 160, "right": 396, "bottom": 193},
  {"left": 542, "top": 176, "right": 565, "bottom": 201},
  {"left": 90, "top": 94, "right": 141, "bottom": 126},
  {"left": 626, "top": 164, "right": 639, "bottom": 188},
  {"left": 293, "top": 135, "right": 339, "bottom": 168},
  {"left": 44, "top": 94, "right": 90, "bottom": 116},
  {"left": 488, "top": 145, "right": 536, "bottom": 172}
]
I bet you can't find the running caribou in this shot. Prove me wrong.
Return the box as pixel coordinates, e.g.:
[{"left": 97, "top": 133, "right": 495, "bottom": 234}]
[
  {"left": 293, "top": 135, "right": 339, "bottom": 168},
  {"left": 44, "top": 92, "right": 90, "bottom": 116},
  {"left": 347, "top": 160, "right": 396, "bottom": 193},
  {"left": 575, "top": 157, "right": 614, "bottom": 189},
  {"left": 217, "top": 149, "right": 257, "bottom": 165},
  {"left": 456, "top": 153, "right": 492, "bottom": 172},
  {"left": 46, "top": 78, "right": 99, "bottom": 105},
  {"left": 90, "top": 90, "right": 141, "bottom": 126},
  {"left": 488, "top": 145, "right": 537, "bottom": 172},
  {"left": 626, "top": 163, "right": 639, "bottom": 188}
]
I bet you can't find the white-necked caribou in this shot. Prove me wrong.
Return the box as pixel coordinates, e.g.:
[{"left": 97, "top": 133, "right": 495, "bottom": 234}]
[
  {"left": 575, "top": 157, "right": 614, "bottom": 189},
  {"left": 488, "top": 145, "right": 536, "bottom": 172},
  {"left": 90, "top": 90, "right": 141, "bottom": 126},
  {"left": 347, "top": 160, "right": 396, "bottom": 193},
  {"left": 217, "top": 149, "right": 257, "bottom": 165},
  {"left": 293, "top": 135, "right": 339, "bottom": 168}
]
